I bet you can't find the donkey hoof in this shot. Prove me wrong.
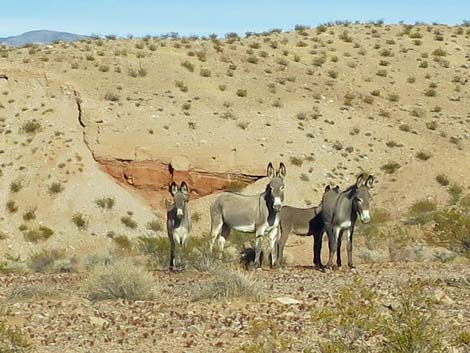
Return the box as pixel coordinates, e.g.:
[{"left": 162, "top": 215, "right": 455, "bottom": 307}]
[
  {"left": 315, "top": 265, "right": 326, "bottom": 273},
  {"left": 349, "top": 264, "right": 356, "bottom": 270}
]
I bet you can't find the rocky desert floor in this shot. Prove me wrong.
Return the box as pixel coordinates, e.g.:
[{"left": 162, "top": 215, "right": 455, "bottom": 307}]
[
  {"left": 0, "top": 22, "right": 470, "bottom": 352},
  {"left": 1, "top": 262, "right": 469, "bottom": 353}
]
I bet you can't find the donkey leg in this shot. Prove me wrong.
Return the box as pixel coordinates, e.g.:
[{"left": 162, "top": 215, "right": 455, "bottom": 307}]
[
  {"left": 347, "top": 227, "right": 355, "bottom": 269},
  {"left": 254, "top": 232, "right": 264, "bottom": 269},
  {"left": 337, "top": 230, "right": 344, "bottom": 268},
  {"left": 268, "top": 227, "right": 278, "bottom": 268},
  {"left": 313, "top": 229, "right": 324, "bottom": 270},
  {"left": 209, "top": 218, "right": 223, "bottom": 254},
  {"left": 326, "top": 227, "right": 340, "bottom": 269},
  {"left": 169, "top": 238, "right": 176, "bottom": 270}
]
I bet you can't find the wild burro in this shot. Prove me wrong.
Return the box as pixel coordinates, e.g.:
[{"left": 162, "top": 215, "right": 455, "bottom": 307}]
[
  {"left": 276, "top": 185, "right": 340, "bottom": 269},
  {"left": 322, "top": 174, "right": 374, "bottom": 269},
  {"left": 167, "top": 181, "right": 191, "bottom": 270},
  {"left": 209, "top": 163, "right": 286, "bottom": 268}
]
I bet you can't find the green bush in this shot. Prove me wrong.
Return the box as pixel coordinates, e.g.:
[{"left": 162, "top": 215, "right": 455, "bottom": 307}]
[
  {"left": 311, "top": 279, "right": 447, "bottom": 353},
  {"left": 430, "top": 208, "right": 470, "bottom": 258}
]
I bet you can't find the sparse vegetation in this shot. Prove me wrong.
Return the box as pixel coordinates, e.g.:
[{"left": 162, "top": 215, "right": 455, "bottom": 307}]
[
  {"left": 72, "top": 213, "right": 87, "bottom": 230},
  {"left": 381, "top": 162, "right": 401, "bottom": 174},
  {"left": 84, "top": 258, "right": 154, "bottom": 301},
  {"left": 192, "top": 269, "right": 261, "bottom": 301}
]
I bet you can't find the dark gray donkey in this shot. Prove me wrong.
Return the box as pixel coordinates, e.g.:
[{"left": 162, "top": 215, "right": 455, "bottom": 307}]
[
  {"left": 167, "top": 181, "right": 191, "bottom": 269},
  {"left": 322, "top": 174, "right": 374, "bottom": 269},
  {"left": 209, "top": 163, "right": 286, "bottom": 268},
  {"left": 276, "top": 185, "right": 341, "bottom": 269}
]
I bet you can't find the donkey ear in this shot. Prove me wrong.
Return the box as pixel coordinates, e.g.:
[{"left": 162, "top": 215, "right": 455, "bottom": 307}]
[
  {"left": 365, "top": 175, "right": 374, "bottom": 188},
  {"left": 278, "top": 162, "right": 287, "bottom": 180},
  {"left": 180, "top": 181, "right": 189, "bottom": 194},
  {"left": 325, "top": 185, "right": 331, "bottom": 192},
  {"left": 170, "top": 182, "right": 178, "bottom": 196},
  {"left": 267, "top": 163, "right": 275, "bottom": 179},
  {"left": 356, "top": 174, "right": 365, "bottom": 187}
]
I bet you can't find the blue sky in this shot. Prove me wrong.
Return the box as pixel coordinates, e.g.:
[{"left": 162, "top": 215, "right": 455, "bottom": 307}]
[{"left": 1, "top": 0, "right": 469, "bottom": 37}]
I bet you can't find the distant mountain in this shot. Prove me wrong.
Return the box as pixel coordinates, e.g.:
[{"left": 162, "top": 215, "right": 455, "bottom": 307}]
[{"left": 0, "top": 30, "right": 89, "bottom": 46}]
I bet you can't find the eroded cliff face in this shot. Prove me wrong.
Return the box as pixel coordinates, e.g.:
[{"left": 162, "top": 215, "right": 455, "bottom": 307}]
[{"left": 96, "top": 158, "right": 263, "bottom": 206}]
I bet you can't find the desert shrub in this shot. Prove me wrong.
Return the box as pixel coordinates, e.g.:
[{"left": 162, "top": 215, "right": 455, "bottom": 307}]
[
  {"left": 448, "top": 184, "right": 463, "bottom": 205},
  {"left": 371, "top": 89, "right": 380, "bottom": 97},
  {"left": 6, "top": 200, "right": 18, "bottom": 213},
  {"left": 28, "top": 249, "right": 66, "bottom": 272},
  {"left": 20, "top": 120, "right": 41, "bottom": 134},
  {"left": 381, "top": 162, "right": 401, "bottom": 174},
  {"left": 112, "top": 235, "right": 133, "bottom": 253},
  {"left": 387, "top": 93, "right": 400, "bottom": 102},
  {"left": 84, "top": 258, "right": 154, "bottom": 301},
  {"left": 121, "top": 215, "right": 137, "bottom": 229},
  {"left": 246, "top": 55, "right": 258, "bottom": 64},
  {"left": 399, "top": 124, "right": 411, "bottom": 132},
  {"left": 23, "top": 226, "right": 54, "bottom": 243},
  {"left": 146, "top": 219, "right": 163, "bottom": 233},
  {"left": 98, "top": 65, "right": 109, "bottom": 72},
  {"left": 311, "top": 279, "right": 447, "bottom": 353},
  {"left": 376, "top": 69, "right": 387, "bottom": 77},
  {"left": 95, "top": 197, "right": 115, "bottom": 210},
  {"left": 409, "top": 199, "right": 437, "bottom": 217},
  {"left": 236, "top": 89, "right": 247, "bottom": 97},
  {"left": 48, "top": 182, "right": 64, "bottom": 194},
  {"left": 7, "top": 284, "right": 57, "bottom": 301},
  {"left": 426, "top": 121, "right": 438, "bottom": 130},
  {"left": 416, "top": 151, "right": 431, "bottom": 160},
  {"left": 238, "top": 320, "right": 293, "bottom": 353},
  {"left": 181, "top": 60, "right": 195, "bottom": 72},
  {"left": 289, "top": 156, "right": 303, "bottom": 166},
  {"left": 22, "top": 209, "right": 36, "bottom": 221},
  {"left": 327, "top": 70, "right": 338, "bottom": 79},
  {"left": 428, "top": 208, "right": 469, "bottom": 258},
  {"left": 363, "top": 95, "right": 374, "bottom": 104},
  {"left": 72, "top": 213, "right": 87, "bottom": 230},
  {"left": 436, "top": 174, "right": 449, "bottom": 186},
  {"left": 200, "top": 68, "right": 211, "bottom": 77},
  {"left": 192, "top": 269, "right": 261, "bottom": 301},
  {"left": 424, "top": 88, "right": 437, "bottom": 97},
  {"left": 0, "top": 312, "right": 30, "bottom": 352},
  {"left": 104, "top": 92, "right": 119, "bottom": 102},
  {"left": 237, "top": 121, "right": 249, "bottom": 130}
]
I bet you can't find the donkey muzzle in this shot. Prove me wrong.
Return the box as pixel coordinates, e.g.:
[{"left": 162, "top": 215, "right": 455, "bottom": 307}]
[
  {"left": 273, "top": 197, "right": 282, "bottom": 211},
  {"left": 360, "top": 210, "right": 371, "bottom": 223},
  {"left": 176, "top": 208, "right": 184, "bottom": 218}
]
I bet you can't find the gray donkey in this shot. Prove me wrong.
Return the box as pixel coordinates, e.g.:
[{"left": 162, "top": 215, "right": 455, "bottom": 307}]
[
  {"left": 209, "top": 163, "right": 286, "bottom": 268},
  {"left": 167, "top": 181, "right": 191, "bottom": 269},
  {"left": 322, "top": 174, "right": 374, "bottom": 269},
  {"left": 276, "top": 185, "right": 340, "bottom": 269}
]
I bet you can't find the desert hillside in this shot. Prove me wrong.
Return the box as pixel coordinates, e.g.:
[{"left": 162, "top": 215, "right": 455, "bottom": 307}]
[
  {"left": 1, "top": 22, "right": 469, "bottom": 257},
  {"left": 0, "top": 22, "right": 469, "bottom": 353}
]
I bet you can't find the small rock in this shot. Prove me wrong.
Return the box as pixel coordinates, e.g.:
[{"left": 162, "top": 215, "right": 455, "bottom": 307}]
[
  {"left": 274, "top": 297, "right": 301, "bottom": 305},
  {"left": 89, "top": 316, "right": 108, "bottom": 329}
]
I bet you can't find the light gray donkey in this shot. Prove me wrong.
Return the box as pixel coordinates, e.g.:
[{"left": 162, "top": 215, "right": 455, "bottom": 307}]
[
  {"left": 167, "top": 181, "right": 191, "bottom": 269},
  {"left": 322, "top": 174, "right": 374, "bottom": 269},
  {"left": 209, "top": 163, "right": 286, "bottom": 268}
]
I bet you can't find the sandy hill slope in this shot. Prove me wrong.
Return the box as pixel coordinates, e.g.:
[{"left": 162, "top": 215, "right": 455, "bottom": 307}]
[{"left": 0, "top": 23, "right": 469, "bottom": 262}]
